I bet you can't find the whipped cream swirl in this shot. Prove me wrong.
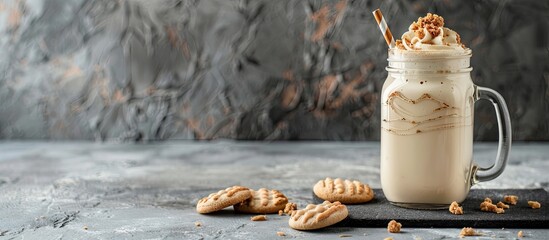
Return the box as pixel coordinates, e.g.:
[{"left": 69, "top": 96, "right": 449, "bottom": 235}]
[{"left": 396, "top": 13, "right": 466, "bottom": 51}]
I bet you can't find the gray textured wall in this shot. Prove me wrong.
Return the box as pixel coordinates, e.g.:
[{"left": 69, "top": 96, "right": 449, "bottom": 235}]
[{"left": 0, "top": 0, "right": 547, "bottom": 141}]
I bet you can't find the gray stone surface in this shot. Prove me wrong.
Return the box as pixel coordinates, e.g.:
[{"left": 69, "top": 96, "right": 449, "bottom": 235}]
[
  {"left": 0, "top": 0, "right": 548, "bottom": 141},
  {"left": 0, "top": 141, "right": 548, "bottom": 239}
]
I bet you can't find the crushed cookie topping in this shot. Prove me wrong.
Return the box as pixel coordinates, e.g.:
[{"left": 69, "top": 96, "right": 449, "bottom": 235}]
[
  {"left": 396, "top": 13, "right": 466, "bottom": 50},
  {"left": 411, "top": 13, "right": 445, "bottom": 38}
]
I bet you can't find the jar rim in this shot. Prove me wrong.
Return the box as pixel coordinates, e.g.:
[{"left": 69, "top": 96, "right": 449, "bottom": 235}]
[
  {"left": 385, "top": 67, "right": 473, "bottom": 73},
  {"left": 387, "top": 48, "right": 472, "bottom": 62}
]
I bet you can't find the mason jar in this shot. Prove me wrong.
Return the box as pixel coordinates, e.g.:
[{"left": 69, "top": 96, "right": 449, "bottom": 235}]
[{"left": 380, "top": 48, "right": 512, "bottom": 209}]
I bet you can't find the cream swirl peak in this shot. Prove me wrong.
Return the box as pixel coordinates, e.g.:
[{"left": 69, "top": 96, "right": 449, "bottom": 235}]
[{"left": 396, "top": 13, "right": 466, "bottom": 51}]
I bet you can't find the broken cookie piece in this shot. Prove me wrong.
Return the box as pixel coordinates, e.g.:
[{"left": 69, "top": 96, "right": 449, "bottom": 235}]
[
  {"left": 528, "top": 201, "right": 541, "bottom": 209},
  {"left": 480, "top": 199, "right": 505, "bottom": 214},
  {"left": 449, "top": 201, "right": 463, "bottom": 215},
  {"left": 251, "top": 215, "right": 267, "bottom": 221},
  {"left": 387, "top": 220, "right": 402, "bottom": 233},
  {"left": 503, "top": 195, "right": 518, "bottom": 205},
  {"left": 283, "top": 202, "right": 297, "bottom": 215},
  {"left": 496, "top": 201, "right": 509, "bottom": 209},
  {"left": 460, "top": 227, "right": 482, "bottom": 237}
]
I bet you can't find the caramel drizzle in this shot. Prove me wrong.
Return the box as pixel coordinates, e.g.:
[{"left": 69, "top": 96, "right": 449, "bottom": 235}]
[{"left": 383, "top": 91, "right": 471, "bottom": 135}]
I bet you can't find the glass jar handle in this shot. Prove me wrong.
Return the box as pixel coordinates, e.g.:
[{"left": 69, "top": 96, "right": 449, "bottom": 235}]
[{"left": 474, "top": 86, "right": 512, "bottom": 182}]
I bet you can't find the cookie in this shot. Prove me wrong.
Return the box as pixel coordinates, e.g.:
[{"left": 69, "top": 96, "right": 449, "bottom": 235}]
[
  {"left": 196, "top": 186, "right": 252, "bottom": 214},
  {"left": 234, "top": 188, "right": 288, "bottom": 214},
  {"left": 313, "top": 177, "right": 374, "bottom": 204},
  {"left": 288, "top": 201, "right": 348, "bottom": 230}
]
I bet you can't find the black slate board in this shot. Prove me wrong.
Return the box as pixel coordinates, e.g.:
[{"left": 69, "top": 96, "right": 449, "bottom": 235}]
[{"left": 313, "top": 189, "right": 548, "bottom": 228}]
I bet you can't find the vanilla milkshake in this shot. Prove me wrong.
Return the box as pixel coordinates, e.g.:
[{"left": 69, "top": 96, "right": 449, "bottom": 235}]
[{"left": 380, "top": 13, "right": 511, "bottom": 208}]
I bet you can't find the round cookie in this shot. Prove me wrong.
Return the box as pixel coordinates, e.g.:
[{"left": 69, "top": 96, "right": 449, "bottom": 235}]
[
  {"left": 289, "top": 201, "right": 348, "bottom": 230},
  {"left": 313, "top": 177, "right": 374, "bottom": 204},
  {"left": 196, "top": 186, "right": 252, "bottom": 214},
  {"left": 234, "top": 188, "right": 288, "bottom": 214}
]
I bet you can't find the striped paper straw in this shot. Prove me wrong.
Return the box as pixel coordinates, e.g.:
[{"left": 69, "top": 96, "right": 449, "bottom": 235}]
[{"left": 372, "top": 9, "right": 395, "bottom": 49}]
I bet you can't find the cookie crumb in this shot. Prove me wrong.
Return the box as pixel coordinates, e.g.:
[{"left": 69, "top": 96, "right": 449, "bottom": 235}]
[
  {"left": 410, "top": 13, "right": 445, "bottom": 40},
  {"left": 278, "top": 210, "right": 284, "bottom": 216},
  {"left": 251, "top": 215, "right": 267, "bottom": 221},
  {"left": 480, "top": 200, "right": 493, "bottom": 211},
  {"left": 518, "top": 230, "right": 524, "bottom": 238},
  {"left": 484, "top": 197, "right": 492, "bottom": 203},
  {"left": 283, "top": 202, "right": 297, "bottom": 214},
  {"left": 496, "top": 201, "right": 509, "bottom": 209},
  {"left": 276, "top": 231, "right": 286, "bottom": 236},
  {"left": 387, "top": 220, "right": 402, "bottom": 233},
  {"left": 339, "top": 234, "right": 352, "bottom": 238},
  {"left": 528, "top": 201, "right": 541, "bottom": 209},
  {"left": 480, "top": 199, "right": 505, "bottom": 214},
  {"left": 194, "top": 221, "right": 202, "bottom": 227},
  {"left": 503, "top": 195, "right": 518, "bottom": 205},
  {"left": 83, "top": 226, "right": 88, "bottom": 230},
  {"left": 384, "top": 237, "right": 394, "bottom": 240},
  {"left": 395, "top": 40, "right": 405, "bottom": 50},
  {"left": 449, "top": 201, "right": 463, "bottom": 215},
  {"left": 460, "top": 227, "right": 481, "bottom": 237}
]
